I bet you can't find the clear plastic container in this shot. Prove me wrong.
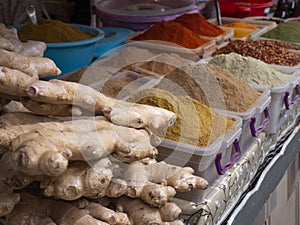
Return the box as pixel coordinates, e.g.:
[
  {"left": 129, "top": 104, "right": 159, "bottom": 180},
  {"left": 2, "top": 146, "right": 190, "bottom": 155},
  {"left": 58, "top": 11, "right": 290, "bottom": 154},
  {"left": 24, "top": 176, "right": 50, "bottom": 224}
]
[
  {"left": 157, "top": 115, "right": 242, "bottom": 184},
  {"left": 157, "top": 115, "right": 242, "bottom": 202},
  {"left": 273, "top": 65, "right": 300, "bottom": 140},
  {"left": 276, "top": 74, "right": 300, "bottom": 141},
  {"left": 216, "top": 89, "right": 271, "bottom": 155},
  {"left": 208, "top": 17, "right": 277, "bottom": 40},
  {"left": 269, "top": 63, "right": 300, "bottom": 74},
  {"left": 252, "top": 72, "right": 300, "bottom": 134}
]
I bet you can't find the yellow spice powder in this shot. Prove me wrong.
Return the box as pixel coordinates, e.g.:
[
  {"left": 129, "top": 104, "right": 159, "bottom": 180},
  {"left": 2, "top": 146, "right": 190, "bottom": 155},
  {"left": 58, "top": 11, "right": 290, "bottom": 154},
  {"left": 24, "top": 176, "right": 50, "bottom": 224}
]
[{"left": 129, "top": 88, "right": 235, "bottom": 147}]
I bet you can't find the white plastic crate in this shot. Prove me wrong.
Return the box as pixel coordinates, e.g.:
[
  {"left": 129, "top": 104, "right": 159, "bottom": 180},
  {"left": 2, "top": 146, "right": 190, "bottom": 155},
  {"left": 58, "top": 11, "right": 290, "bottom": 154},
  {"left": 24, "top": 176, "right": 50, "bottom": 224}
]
[
  {"left": 157, "top": 115, "right": 242, "bottom": 202},
  {"left": 215, "top": 89, "right": 271, "bottom": 156},
  {"left": 276, "top": 77, "right": 300, "bottom": 142},
  {"left": 272, "top": 66, "right": 300, "bottom": 141},
  {"left": 289, "top": 71, "right": 300, "bottom": 118},
  {"left": 252, "top": 72, "right": 300, "bottom": 135}
]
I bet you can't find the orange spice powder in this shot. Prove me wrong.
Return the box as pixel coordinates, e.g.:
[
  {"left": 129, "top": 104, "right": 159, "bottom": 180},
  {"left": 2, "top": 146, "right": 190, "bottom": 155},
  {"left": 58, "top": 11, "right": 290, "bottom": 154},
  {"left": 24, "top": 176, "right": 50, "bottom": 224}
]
[
  {"left": 132, "top": 21, "right": 209, "bottom": 49},
  {"left": 174, "top": 13, "right": 225, "bottom": 37}
]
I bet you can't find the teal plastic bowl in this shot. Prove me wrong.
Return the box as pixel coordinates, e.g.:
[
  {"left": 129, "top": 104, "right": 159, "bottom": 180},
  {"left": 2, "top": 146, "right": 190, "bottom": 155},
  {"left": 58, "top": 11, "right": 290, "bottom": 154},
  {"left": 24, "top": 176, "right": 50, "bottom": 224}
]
[
  {"left": 44, "top": 24, "right": 104, "bottom": 79},
  {"left": 93, "top": 27, "right": 134, "bottom": 58}
]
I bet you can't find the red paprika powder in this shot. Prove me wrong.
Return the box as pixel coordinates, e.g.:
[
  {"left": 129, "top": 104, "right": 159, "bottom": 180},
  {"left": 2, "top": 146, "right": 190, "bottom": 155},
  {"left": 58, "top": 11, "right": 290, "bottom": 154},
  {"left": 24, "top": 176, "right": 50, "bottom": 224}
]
[
  {"left": 174, "top": 13, "right": 225, "bottom": 37},
  {"left": 132, "top": 21, "right": 209, "bottom": 49}
]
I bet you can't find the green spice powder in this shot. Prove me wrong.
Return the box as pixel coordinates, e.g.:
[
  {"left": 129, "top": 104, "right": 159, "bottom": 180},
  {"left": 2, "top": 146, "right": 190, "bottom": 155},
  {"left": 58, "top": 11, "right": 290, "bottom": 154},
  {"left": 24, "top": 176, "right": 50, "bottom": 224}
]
[
  {"left": 210, "top": 53, "right": 292, "bottom": 87},
  {"left": 261, "top": 21, "right": 300, "bottom": 43}
]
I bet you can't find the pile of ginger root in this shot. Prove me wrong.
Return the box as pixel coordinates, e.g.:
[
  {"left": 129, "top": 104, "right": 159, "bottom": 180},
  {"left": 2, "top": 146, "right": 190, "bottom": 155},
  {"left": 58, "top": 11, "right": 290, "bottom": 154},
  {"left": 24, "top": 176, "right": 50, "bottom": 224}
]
[{"left": 0, "top": 23, "right": 209, "bottom": 225}]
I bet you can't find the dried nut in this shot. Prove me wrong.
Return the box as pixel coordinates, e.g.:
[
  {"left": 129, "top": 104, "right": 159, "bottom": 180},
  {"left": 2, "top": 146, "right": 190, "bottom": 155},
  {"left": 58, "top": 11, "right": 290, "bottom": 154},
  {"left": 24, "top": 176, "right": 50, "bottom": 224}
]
[{"left": 213, "top": 40, "right": 300, "bottom": 66}]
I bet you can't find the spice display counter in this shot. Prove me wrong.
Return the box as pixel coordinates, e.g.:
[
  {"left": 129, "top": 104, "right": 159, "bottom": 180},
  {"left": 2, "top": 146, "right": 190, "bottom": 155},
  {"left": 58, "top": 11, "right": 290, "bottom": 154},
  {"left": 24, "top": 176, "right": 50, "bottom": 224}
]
[{"left": 174, "top": 119, "right": 300, "bottom": 225}]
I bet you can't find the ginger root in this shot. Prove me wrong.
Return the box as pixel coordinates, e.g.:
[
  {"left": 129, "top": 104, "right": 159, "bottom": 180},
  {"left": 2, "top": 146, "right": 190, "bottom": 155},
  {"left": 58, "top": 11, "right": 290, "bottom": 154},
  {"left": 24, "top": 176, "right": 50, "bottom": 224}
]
[
  {"left": 7, "top": 120, "right": 157, "bottom": 179},
  {"left": 116, "top": 196, "right": 184, "bottom": 225},
  {"left": 25, "top": 79, "right": 176, "bottom": 132},
  {"left": 0, "top": 97, "right": 11, "bottom": 112},
  {"left": 6, "top": 193, "right": 110, "bottom": 225},
  {"left": 0, "top": 37, "right": 14, "bottom": 51},
  {"left": 0, "top": 24, "right": 46, "bottom": 57},
  {"left": 0, "top": 119, "right": 114, "bottom": 149},
  {"left": 0, "top": 112, "right": 61, "bottom": 128},
  {"left": 20, "top": 40, "right": 46, "bottom": 57},
  {"left": 84, "top": 202, "right": 132, "bottom": 225},
  {"left": 0, "top": 181, "right": 20, "bottom": 217},
  {"left": 26, "top": 79, "right": 108, "bottom": 110},
  {"left": 0, "top": 49, "right": 61, "bottom": 78},
  {"left": 114, "top": 160, "right": 208, "bottom": 206},
  {"left": 41, "top": 159, "right": 113, "bottom": 200},
  {"left": 11, "top": 137, "right": 70, "bottom": 176},
  {"left": 40, "top": 157, "right": 208, "bottom": 206},
  {"left": 0, "top": 151, "right": 38, "bottom": 190},
  {"left": 21, "top": 98, "right": 84, "bottom": 117},
  {"left": 0, "top": 24, "right": 23, "bottom": 53},
  {"left": 0, "top": 66, "right": 37, "bottom": 96}
]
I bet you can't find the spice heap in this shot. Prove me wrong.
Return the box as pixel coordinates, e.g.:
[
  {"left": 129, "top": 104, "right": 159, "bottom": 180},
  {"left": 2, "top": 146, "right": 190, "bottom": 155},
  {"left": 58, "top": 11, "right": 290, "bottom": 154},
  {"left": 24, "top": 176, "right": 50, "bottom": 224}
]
[
  {"left": 87, "top": 46, "right": 157, "bottom": 79},
  {"left": 129, "top": 88, "right": 235, "bottom": 147},
  {"left": 155, "top": 62, "right": 261, "bottom": 112},
  {"left": 99, "top": 46, "right": 157, "bottom": 69},
  {"left": 100, "top": 74, "right": 137, "bottom": 98},
  {"left": 132, "top": 21, "right": 210, "bottom": 49},
  {"left": 223, "top": 22, "right": 257, "bottom": 30},
  {"left": 173, "top": 13, "right": 225, "bottom": 37},
  {"left": 261, "top": 21, "right": 300, "bottom": 43},
  {"left": 18, "top": 19, "right": 95, "bottom": 43},
  {"left": 71, "top": 47, "right": 160, "bottom": 91},
  {"left": 133, "top": 53, "right": 194, "bottom": 76},
  {"left": 222, "top": 22, "right": 257, "bottom": 38},
  {"left": 210, "top": 53, "right": 292, "bottom": 87},
  {"left": 99, "top": 72, "right": 151, "bottom": 98},
  {"left": 213, "top": 39, "right": 300, "bottom": 66}
]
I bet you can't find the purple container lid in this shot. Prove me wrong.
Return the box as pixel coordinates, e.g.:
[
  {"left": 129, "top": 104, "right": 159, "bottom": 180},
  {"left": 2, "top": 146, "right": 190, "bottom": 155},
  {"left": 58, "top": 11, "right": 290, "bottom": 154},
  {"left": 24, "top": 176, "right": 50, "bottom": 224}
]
[
  {"left": 96, "top": 5, "right": 199, "bottom": 31},
  {"left": 96, "top": 0, "right": 195, "bottom": 16}
]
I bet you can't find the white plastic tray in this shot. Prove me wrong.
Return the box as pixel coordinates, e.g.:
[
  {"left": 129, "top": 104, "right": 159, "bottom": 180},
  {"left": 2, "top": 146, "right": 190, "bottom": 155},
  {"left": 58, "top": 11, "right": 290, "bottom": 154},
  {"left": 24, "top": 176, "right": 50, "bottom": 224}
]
[{"left": 208, "top": 17, "right": 277, "bottom": 40}]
